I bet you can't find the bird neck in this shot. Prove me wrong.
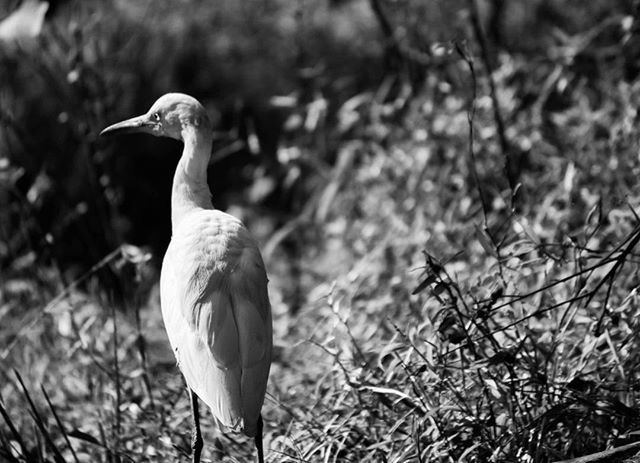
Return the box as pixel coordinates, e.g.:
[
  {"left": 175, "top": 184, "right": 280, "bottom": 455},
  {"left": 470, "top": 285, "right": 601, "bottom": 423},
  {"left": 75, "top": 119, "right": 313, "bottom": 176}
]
[{"left": 171, "top": 126, "right": 214, "bottom": 231}]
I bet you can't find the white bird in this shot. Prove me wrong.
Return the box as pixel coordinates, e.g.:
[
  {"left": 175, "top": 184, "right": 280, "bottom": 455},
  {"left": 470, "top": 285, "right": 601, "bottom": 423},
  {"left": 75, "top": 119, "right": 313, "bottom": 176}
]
[{"left": 101, "top": 93, "right": 272, "bottom": 463}]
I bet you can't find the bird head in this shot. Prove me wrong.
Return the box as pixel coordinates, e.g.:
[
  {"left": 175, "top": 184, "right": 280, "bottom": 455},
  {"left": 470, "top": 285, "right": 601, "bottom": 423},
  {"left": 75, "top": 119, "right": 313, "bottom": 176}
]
[{"left": 100, "top": 93, "right": 211, "bottom": 141}]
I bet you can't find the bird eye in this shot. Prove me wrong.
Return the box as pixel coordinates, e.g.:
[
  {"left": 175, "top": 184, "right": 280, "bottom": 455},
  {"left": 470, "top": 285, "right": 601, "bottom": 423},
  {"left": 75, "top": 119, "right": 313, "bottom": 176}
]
[{"left": 153, "top": 112, "right": 161, "bottom": 122}]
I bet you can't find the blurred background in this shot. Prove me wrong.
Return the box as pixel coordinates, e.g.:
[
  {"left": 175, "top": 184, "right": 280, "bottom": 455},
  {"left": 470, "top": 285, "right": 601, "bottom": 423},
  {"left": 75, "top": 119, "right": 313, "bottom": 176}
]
[
  {"left": 2, "top": 0, "right": 389, "bottom": 277},
  {"left": 3, "top": 0, "right": 634, "bottom": 281},
  {"left": 3, "top": 0, "right": 640, "bottom": 462}
]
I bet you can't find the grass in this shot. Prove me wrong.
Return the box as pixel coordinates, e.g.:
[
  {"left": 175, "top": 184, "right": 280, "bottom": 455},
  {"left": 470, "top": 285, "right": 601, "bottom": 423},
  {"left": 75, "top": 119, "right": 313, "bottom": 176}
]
[{"left": 3, "top": 1, "right": 640, "bottom": 462}]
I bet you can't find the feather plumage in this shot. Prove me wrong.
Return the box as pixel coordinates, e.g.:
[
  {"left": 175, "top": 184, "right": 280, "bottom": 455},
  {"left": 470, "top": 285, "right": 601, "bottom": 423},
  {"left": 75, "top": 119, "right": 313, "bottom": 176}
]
[
  {"left": 161, "top": 209, "right": 272, "bottom": 436},
  {"left": 102, "top": 93, "right": 271, "bottom": 461}
]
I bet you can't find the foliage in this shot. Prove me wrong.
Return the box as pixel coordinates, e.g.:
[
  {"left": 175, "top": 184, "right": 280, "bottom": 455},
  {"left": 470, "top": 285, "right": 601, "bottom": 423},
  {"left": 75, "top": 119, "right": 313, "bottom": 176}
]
[{"left": 2, "top": 0, "right": 640, "bottom": 462}]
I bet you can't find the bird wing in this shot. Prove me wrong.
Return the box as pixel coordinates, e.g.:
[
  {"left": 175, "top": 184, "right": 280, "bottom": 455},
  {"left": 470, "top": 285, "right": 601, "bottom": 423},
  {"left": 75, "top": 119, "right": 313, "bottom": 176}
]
[{"left": 160, "top": 210, "right": 272, "bottom": 436}]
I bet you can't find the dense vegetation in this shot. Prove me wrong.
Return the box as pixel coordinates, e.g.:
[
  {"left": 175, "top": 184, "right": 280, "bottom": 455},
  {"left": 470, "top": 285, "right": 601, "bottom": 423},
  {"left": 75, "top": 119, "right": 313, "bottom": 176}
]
[{"left": 2, "top": 0, "right": 640, "bottom": 461}]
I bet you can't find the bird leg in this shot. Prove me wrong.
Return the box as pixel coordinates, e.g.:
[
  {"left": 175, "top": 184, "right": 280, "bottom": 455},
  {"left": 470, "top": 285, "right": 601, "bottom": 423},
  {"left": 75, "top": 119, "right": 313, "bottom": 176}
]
[
  {"left": 189, "top": 388, "right": 203, "bottom": 463},
  {"left": 255, "top": 415, "right": 264, "bottom": 463}
]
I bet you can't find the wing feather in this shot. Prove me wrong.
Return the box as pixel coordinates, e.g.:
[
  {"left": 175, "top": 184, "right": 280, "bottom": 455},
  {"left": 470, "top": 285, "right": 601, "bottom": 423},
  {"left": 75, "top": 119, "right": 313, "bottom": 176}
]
[{"left": 160, "top": 209, "right": 272, "bottom": 436}]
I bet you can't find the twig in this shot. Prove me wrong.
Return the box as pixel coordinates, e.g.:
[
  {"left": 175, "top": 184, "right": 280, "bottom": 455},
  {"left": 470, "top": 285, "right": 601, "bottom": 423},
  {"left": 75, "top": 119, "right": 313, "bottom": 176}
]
[
  {"left": 455, "top": 40, "right": 512, "bottom": 282},
  {"left": 455, "top": 40, "right": 490, "bottom": 228},
  {"left": 460, "top": 225, "right": 640, "bottom": 350},
  {"left": 368, "top": 0, "right": 448, "bottom": 70},
  {"left": 466, "top": 0, "right": 516, "bottom": 203},
  {"left": 552, "top": 440, "right": 640, "bottom": 463},
  {"left": 454, "top": 224, "right": 640, "bottom": 353},
  {"left": 369, "top": 0, "right": 403, "bottom": 68}
]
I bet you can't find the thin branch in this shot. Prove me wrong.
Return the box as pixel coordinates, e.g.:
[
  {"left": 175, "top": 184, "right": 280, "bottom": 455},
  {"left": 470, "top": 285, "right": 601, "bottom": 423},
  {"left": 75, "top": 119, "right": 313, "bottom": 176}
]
[
  {"left": 455, "top": 40, "right": 490, "bottom": 229},
  {"left": 467, "top": 0, "right": 516, "bottom": 202},
  {"left": 368, "top": 0, "right": 448, "bottom": 70},
  {"left": 552, "top": 440, "right": 640, "bottom": 463}
]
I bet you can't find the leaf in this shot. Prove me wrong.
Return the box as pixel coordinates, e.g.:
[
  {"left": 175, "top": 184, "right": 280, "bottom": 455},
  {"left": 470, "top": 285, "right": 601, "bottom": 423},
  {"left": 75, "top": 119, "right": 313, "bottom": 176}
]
[
  {"left": 474, "top": 224, "right": 498, "bottom": 258},
  {"left": 488, "top": 349, "right": 516, "bottom": 366},
  {"left": 120, "top": 244, "right": 152, "bottom": 264},
  {"left": 68, "top": 429, "right": 100, "bottom": 445},
  {"left": 315, "top": 141, "right": 359, "bottom": 222},
  {"left": 489, "top": 287, "right": 504, "bottom": 304},
  {"left": 412, "top": 274, "right": 437, "bottom": 295},
  {"left": 360, "top": 385, "right": 426, "bottom": 414},
  {"left": 269, "top": 95, "right": 298, "bottom": 108},
  {"left": 0, "top": 0, "right": 49, "bottom": 43},
  {"left": 432, "top": 281, "right": 448, "bottom": 297},
  {"left": 361, "top": 385, "right": 412, "bottom": 402},
  {"left": 484, "top": 379, "right": 501, "bottom": 399}
]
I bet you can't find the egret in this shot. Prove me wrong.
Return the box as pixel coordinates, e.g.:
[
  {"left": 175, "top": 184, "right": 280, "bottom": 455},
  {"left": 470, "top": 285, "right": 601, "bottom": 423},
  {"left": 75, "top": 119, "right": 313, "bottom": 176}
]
[{"left": 101, "top": 93, "right": 272, "bottom": 463}]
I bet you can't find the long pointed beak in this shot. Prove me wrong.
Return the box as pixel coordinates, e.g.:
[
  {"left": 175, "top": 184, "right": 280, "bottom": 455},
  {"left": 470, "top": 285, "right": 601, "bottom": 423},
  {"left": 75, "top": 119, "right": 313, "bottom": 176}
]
[{"left": 100, "top": 114, "right": 156, "bottom": 136}]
